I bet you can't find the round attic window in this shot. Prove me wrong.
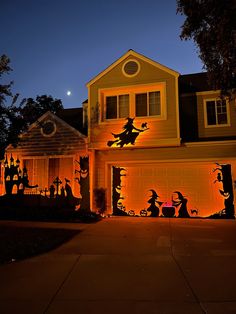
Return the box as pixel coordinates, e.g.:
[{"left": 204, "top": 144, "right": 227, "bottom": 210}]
[
  {"left": 41, "top": 120, "right": 57, "bottom": 137},
  {"left": 122, "top": 59, "right": 140, "bottom": 77}
]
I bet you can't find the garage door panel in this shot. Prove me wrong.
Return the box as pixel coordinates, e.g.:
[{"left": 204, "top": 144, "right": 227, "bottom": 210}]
[{"left": 118, "top": 162, "right": 234, "bottom": 217}]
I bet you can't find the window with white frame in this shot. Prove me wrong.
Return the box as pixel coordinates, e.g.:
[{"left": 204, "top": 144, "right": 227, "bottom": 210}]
[
  {"left": 106, "top": 94, "right": 129, "bottom": 119},
  {"left": 205, "top": 98, "right": 230, "bottom": 127},
  {"left": 135, "top": 91, "right": 161, "bottom": 117},
  {"left": 101, "top": 83, "right": 166, "bottom": 121}
]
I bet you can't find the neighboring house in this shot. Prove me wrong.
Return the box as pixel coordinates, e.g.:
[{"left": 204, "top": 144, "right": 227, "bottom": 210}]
[
  {"left": 3, "top": 110, "right": 87, "bottom": 200},
  {"left": 1, "top": 50, "right": 235, "bottom": 217}
]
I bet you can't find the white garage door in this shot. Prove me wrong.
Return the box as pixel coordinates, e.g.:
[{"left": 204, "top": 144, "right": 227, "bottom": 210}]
[{"left": 117, "top": 161, "right": 226, "bottom": 217}]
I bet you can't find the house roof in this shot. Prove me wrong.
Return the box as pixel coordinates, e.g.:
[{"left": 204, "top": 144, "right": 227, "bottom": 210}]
[
  {"left": 20, "top": 110, "right": 87, "bottom": 139},
  {"left": 179, "top": 72, "right": 213, "bottom": 94},
  {"left": 87, "top": 49, "right": 180, "bottom": 87},
  {"left": 56, "top": 107, "right": 87, "bottom": 135}
]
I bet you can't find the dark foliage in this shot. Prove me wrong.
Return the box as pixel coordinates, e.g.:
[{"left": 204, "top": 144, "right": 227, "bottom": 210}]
[
  {"left": 0, "top": 55, "right": 63, "bottom": 159},
  {"left": 0, "top": 55, "right": 21, "bottom": 159},
  {"left": 177, "top": 0, "right": 236, "bottom": 98},
  {"left": 19, "top": 95, "right": 63, "bottom": 127}
]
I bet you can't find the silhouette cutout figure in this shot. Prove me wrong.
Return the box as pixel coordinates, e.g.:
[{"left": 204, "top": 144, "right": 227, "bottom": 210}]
[
  {"left": 112, "top": 166, "right": 127, "bottom": 215},
  {"left": 212, "top": 163, "right": 234, "bottom": 218},
  {"left": 147, "top": 189, "right": 163, "bottom": 217},
  {"left": 4, "top": 155, "right": 38, "bottom": 195},
  {"left": 60, "top": 186, "right": 65, "bottom": 198},
  {"left": 107, "top": 117, "right": 148, "bottom": 147},
  {"left": 75, "top": 157, "right": 90, "bottom": 213},
  {"left": 49, "top": 185, "right": 55, "bottom": 198},
  {"left": 172, "top": 191, "right": 190, "bottom": 218},
  {"left": 65, "top": 179, "right": 73, "bottom": 199}
]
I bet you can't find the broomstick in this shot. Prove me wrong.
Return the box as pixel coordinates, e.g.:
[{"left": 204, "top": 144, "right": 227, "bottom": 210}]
[
  {"left": 107, "top": 139, "right": 120, "bottom": 147},
  {"left": 107, "top": 126, "right": 149, "bottom": 147}
]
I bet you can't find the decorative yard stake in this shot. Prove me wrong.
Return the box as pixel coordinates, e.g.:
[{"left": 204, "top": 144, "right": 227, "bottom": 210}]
[{"left": 53, "top": 177, "right": 62, "bottom": 197}]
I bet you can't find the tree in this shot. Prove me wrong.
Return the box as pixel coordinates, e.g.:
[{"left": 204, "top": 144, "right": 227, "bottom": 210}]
[
  {"left": 19, "top": 95, "right": 63, "bottom": 128},
  {"left": 0, "top": 55, "right": 13, "bottom": 104},
  {"left": 0, "top": 55, "right": 21, "bottom": 159},
  {"left": 0, "top": 55, "right": 64, "bottom": 159},
  {"left": 177, "top": 0, "right": 236, "bottom": 98}
]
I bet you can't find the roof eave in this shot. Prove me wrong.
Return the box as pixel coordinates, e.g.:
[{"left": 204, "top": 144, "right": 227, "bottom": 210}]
[{"left": 86, "top": 50, "right": 180, "bottom": 88}]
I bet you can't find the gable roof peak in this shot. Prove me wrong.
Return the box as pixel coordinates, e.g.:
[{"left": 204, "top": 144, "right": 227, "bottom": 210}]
[
  {"left": 19, "top": 110, "right": 86, "bottom": 139},
  {"left": 87, "top": 50, "right": 179, "bottom": 87}
]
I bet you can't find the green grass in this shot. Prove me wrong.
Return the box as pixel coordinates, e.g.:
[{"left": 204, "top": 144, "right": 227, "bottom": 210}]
[{"left": 0, "top": 226, "right": 80, "bottom": 264}]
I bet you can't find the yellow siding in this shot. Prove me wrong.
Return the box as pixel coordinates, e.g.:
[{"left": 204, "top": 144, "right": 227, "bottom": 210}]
[
  {"left": 93, "top": 143, "right": 236, "bottom": 215},
  {"left": 88, "top": 56, "right": 179, "bottom": 149},
  {"left": 93, "top": 142, "right": 236, "bottom": 198},
  {"left": 197, "top": 93, "right": 236, "bottom": 138},
  {"left": 95, "top": 142, "right": 236, "bottom": 185}
]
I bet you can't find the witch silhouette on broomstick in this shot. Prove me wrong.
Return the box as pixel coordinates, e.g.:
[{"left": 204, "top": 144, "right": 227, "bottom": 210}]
[{"left": 107, "top": 117, "right": 149, "bottom": 148}]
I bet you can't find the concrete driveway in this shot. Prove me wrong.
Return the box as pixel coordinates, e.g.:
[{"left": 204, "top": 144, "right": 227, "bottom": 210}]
[{"left": 0, "top": 217, "right": 236, "bottom": 314}]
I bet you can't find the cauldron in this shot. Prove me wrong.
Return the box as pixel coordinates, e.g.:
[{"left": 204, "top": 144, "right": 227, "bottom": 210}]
[{"left": 162, "top": 206, "right": 175, "bottom": 218}]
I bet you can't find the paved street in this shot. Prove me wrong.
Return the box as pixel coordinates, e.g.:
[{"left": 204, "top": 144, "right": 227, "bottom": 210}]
[{"left": 0, "top": 217, "right": 236, "bottom": 314}]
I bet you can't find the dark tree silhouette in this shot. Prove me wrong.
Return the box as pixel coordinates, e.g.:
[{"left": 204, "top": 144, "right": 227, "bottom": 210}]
[
  {"left": 75, "top": 157, "right": 90, "bottom": 213},
  {"left": 0, "top": 55, "right": 24, "bottom": 159},
  {"left": 213, "top": 163, "right": 234, "bottom": 218},
  {"left": 177, "top": 0, "right": 236, "bottom": 98},
  {"left": 112, "top": 166, "right": 127, "bottom": 215},
  {"left": 19, "top": 95, "right": 63, "bottom": 128},
  {"left": 0, "top": 55, "right": 64, "bottom": 159}
]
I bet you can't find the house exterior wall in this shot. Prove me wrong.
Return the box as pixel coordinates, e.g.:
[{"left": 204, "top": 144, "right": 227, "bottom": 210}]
[
  {"left": 8, "top": 116, "right": 86, "bottom": 157},
  {"left": 86, "top": 51, "right": 236, "bottom": 218},
  {"left": 197, "top": 91, "right": 236, "bottom": 138},
  {"left": 93, "top": 142, "right": 236, "bottom": 217},
  {"left": 2, "top": 153, "right": 79, "bottom": 196},
  {"left": 88, "top": 55, "right": 180, "bottom": 149},
  {"left": 3, "top": 113, "right": 88, "bottom": 198},
  {"left": 1, "top": 51, "right": 235, "bottom": 219}
]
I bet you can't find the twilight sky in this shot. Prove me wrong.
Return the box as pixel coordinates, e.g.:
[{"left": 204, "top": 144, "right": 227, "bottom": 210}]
[{"left": 1, "top": 0, "right": 203, "bottom": 108}]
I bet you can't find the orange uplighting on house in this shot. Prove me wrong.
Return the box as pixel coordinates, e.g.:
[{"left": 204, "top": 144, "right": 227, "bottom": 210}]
[
  {"left": 0, "top": 50, "right": 235, "bottom": 219},
  {"left": 110, "top": 161, "right": 234, "bottom": 218}
]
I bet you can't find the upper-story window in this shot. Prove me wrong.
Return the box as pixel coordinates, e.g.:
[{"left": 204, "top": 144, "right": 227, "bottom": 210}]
[
  {"left": 101, "top": 83, "right": 166, "bottom": 121},
  {"left": 204, "top": 98, "right": 230, "bottom": 127},
  {"left": 135, "top": 91, "right": 161, "bottom": 117},
  {"left": 106, "top": 94, "right": 129, "bottom": 119}
]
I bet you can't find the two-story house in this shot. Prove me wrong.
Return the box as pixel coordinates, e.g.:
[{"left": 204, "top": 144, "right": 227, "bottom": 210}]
[
  {"left": 2, "top": 50, "right": 235, "bottom": 218},
  {"left": 86, "top": 50, "right": 236, "bottom": 218}
]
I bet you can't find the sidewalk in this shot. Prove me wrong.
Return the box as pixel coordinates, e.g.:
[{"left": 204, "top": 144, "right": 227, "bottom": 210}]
[{"left": 0, "top": 218, "right": 236, "bottom": 314}]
